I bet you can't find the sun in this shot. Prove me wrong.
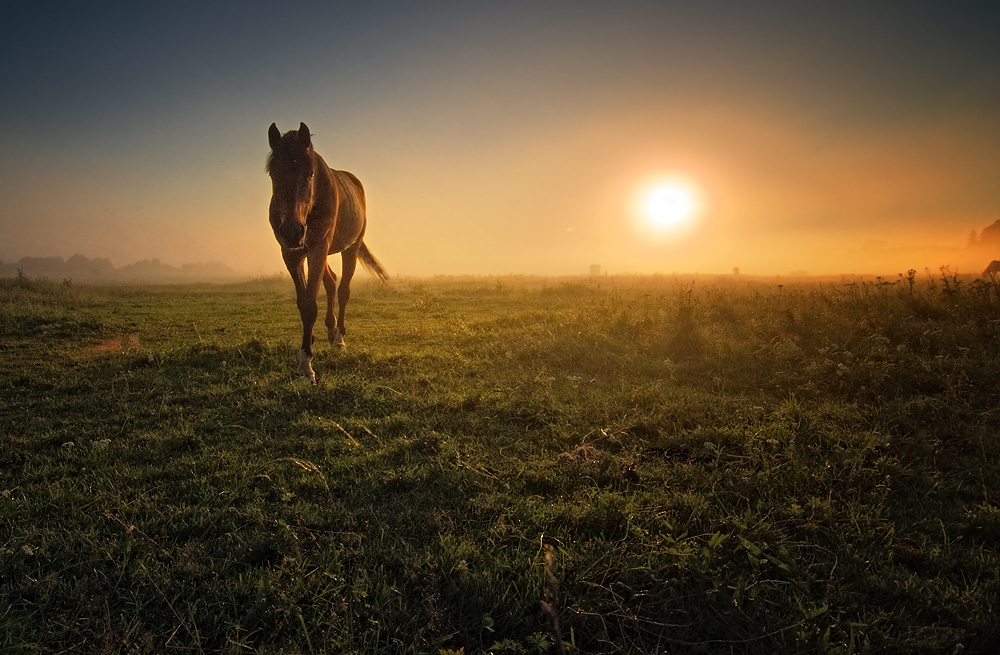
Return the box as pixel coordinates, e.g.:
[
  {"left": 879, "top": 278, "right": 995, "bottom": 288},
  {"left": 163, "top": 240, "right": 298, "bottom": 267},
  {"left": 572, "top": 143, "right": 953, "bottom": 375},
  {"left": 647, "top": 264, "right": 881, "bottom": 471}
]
[
  {"left": 636, "top": 177, "right": 702, "bottom": 236},
  {"left": 645, "top": 184, "right": 696, "bottom": 229}
]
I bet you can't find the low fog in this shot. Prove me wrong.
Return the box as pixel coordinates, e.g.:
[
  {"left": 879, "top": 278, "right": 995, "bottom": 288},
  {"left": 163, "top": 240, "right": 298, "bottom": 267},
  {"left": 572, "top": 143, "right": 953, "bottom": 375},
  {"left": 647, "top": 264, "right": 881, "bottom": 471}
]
[{"left": 5, "top": 220, "right": 1000, "bottom": 283}]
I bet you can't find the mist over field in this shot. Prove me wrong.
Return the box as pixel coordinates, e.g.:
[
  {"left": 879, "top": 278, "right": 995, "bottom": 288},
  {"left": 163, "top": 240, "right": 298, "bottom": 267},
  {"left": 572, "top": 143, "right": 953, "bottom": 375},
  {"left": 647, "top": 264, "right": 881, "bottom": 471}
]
[
  {"left": 0, "top": 255, "right": 243, "bottom": 284},
  {"left": 5, "top": 217, "right": 1000, "bottom": 283}
]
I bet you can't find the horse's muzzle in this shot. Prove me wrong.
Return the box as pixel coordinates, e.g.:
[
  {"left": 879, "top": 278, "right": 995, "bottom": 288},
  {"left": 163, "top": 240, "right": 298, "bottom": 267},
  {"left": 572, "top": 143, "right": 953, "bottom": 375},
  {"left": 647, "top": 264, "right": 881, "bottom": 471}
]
[{"left": 277, "top": 221, "right": 306, "bottom": 250}]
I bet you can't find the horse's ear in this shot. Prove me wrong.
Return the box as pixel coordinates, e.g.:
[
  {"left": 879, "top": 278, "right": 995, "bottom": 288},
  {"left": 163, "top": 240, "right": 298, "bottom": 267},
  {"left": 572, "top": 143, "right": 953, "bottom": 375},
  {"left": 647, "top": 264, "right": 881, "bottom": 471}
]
[
  {"left": 298, "top": 122, "right": 312, "bottom": 148},
  {"left": 268, "top": 123, "right": 281, "bottom": 150}
]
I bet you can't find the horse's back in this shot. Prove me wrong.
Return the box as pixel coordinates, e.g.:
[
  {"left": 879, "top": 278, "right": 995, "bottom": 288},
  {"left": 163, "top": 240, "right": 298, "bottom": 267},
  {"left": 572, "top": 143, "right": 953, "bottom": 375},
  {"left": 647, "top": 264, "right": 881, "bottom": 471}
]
[{"left": 329, "top": 169, "right": 366, "bottom": 255}]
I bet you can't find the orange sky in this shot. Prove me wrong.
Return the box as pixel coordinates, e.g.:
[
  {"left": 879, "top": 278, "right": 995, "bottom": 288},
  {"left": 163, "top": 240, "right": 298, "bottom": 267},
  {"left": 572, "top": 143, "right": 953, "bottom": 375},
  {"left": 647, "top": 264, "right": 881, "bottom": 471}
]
[{"left": 2, "top": 3, "right": 999, "bottom": 277}]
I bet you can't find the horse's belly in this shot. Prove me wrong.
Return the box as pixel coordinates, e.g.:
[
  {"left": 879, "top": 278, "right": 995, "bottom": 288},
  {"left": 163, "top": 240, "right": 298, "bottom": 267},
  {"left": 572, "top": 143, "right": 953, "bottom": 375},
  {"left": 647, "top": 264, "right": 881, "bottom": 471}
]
[{"left": 330, "top": 211, "right": 364, "bottom": 253}]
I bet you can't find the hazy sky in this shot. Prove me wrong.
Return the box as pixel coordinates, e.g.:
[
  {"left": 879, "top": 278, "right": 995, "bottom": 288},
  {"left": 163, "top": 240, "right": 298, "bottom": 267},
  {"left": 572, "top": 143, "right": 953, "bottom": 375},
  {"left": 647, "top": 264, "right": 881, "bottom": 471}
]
[{"left": 2, "top": 1, "right": 999, "bottom": 276}]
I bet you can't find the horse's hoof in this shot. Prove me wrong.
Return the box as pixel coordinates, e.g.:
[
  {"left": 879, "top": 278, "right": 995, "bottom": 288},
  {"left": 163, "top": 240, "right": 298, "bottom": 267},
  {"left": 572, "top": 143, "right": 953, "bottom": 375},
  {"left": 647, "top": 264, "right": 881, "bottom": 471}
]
[
  {"left": 298, "top": 349, "right": 317, "bottom": 384},
  {"left": 332, "top": 332, "right": 346, "bottom": 350}
]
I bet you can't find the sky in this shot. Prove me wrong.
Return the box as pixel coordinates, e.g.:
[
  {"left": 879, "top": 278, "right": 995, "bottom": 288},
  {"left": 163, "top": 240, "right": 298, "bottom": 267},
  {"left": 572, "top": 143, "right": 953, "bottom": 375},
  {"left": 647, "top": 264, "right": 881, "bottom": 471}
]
[{"left": 2, "top": 1, "right": 999, "bottom": 277}]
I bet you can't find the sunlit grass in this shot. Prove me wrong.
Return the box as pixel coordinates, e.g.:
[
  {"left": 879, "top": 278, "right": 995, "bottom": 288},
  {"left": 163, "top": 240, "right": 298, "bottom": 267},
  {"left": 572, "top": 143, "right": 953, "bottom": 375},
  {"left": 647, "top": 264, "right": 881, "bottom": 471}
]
[{"left": 2, "top": 271, "right": 999, "bottom": 653}]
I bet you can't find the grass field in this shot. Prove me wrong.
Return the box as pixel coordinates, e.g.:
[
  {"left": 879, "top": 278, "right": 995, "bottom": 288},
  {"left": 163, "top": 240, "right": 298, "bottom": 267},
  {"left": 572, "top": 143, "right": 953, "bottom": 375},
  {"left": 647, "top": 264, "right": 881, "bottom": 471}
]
[{"left": 2, "top": 270, "right": 999, "bottom": 654}]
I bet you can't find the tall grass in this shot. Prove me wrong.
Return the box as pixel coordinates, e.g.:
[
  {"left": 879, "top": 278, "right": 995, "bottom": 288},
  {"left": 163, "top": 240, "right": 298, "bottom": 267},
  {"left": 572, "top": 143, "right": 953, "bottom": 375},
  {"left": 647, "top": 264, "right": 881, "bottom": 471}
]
[{"left": 1, "top": 271, "right": 998, "bottom": 653}]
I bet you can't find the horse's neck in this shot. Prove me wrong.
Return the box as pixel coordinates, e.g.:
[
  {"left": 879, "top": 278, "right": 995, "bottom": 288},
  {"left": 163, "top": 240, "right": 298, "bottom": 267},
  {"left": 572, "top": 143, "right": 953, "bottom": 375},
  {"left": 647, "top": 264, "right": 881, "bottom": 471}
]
[{"left": 310, "top": 153, "right": 338, "bottom": 216}]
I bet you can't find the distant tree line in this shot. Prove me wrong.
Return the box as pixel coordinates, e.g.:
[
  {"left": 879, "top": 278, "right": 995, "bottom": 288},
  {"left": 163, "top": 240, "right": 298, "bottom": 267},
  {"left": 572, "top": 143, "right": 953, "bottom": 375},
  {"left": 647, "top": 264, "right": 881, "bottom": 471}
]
[
  {"left": 967, "top": 219, "right": 1000, "bottom": 254},
  {"left": 0, "top": 255, "right": 240, "bottom": 284}
]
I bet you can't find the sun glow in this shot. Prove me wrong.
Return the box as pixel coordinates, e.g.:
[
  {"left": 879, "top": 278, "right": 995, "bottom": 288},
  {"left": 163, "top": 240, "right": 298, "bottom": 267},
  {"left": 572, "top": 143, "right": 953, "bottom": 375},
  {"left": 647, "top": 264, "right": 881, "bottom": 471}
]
[{"left": 638, "top": 178, "right": 701, "bottom": 235}]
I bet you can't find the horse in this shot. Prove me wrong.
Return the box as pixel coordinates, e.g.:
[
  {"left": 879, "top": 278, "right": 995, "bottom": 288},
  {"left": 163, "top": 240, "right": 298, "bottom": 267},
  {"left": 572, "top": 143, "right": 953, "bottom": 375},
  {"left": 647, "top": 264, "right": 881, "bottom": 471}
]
[{"left": 266, "top": 122, "right": 387, "bottom": 383}]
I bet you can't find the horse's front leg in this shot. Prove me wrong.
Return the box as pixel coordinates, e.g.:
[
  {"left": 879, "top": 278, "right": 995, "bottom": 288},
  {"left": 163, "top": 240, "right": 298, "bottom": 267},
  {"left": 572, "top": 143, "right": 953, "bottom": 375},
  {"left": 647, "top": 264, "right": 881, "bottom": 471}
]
[
  {"left": 321, "top": 262, "right": 344, "bottom": 349},
  {"left": 283, "top": 251, "right": 310, "bottom": 335},
  {"left": 286, "top": 250, "right": 324, "bottom": 383}
]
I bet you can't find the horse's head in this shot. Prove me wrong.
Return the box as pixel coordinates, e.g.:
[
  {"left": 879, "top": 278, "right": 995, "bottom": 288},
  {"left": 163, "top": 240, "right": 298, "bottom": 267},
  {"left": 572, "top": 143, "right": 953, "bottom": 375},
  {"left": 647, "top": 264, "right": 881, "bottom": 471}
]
[{"left": 266, "top": 122, "right": 318, "bottom": 251}]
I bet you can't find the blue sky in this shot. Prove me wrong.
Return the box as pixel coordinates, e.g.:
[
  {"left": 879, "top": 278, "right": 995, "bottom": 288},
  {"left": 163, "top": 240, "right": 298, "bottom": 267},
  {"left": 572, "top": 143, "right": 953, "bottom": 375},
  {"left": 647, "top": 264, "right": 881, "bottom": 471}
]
[{"left": 2, "top": 2, "right": 999, "bottom": 276}]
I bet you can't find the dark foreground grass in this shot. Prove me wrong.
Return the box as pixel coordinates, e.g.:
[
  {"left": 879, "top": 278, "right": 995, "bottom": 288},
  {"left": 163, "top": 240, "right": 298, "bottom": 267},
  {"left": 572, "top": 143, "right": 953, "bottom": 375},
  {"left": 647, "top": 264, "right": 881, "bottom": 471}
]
[{"left": 2, "top": 271, "right": 999, "bottom": 654}]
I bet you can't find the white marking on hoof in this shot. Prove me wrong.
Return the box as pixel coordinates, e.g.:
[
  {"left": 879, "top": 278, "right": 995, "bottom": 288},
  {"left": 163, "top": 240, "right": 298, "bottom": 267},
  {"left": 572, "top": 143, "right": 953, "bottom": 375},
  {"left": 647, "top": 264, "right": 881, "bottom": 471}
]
[
  {"left": 298, "top": 348, "right": 316, "bottom": 384},
  {"left": 332, "top": 331, "right": 346, "bottom": 349}
]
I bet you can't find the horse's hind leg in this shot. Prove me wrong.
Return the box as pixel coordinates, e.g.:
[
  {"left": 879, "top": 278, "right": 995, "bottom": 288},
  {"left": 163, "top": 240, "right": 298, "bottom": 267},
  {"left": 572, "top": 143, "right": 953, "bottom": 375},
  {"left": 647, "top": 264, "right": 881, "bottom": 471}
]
[
  {"left": 337, "top": 246, "right": 359, "bottom": 345},
  {"left": 321, "top": 262, "right": 343, "bottom": 348}
]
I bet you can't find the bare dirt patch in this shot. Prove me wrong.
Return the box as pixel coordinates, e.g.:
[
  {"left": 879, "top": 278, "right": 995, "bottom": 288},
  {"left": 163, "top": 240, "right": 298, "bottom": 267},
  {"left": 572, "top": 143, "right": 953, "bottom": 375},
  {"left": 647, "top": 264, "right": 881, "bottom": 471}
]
[{"left": 93, "top": 333, "right": 140, "bottom": 353}]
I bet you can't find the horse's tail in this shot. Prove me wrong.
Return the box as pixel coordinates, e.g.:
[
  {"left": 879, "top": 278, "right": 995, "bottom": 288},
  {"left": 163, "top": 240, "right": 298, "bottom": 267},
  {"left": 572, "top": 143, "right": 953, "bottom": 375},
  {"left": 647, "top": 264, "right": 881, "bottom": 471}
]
[{"left": 358, "top": 241, "right": 388, "bottom": 282}]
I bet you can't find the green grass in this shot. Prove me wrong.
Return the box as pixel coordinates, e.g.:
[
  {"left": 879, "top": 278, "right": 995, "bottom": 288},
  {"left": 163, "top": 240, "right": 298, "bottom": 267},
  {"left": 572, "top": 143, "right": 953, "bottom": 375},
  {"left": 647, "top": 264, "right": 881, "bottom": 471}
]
[{"left": 2, "top": 271, "right": 999, "bottom": 654}]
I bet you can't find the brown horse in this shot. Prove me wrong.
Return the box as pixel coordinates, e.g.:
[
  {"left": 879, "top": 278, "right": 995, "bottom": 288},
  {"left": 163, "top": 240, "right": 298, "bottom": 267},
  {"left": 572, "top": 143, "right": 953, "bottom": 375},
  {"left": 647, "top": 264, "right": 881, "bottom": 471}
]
[{"left": 266, "top": 122, "right": 387, "bottom": 383}]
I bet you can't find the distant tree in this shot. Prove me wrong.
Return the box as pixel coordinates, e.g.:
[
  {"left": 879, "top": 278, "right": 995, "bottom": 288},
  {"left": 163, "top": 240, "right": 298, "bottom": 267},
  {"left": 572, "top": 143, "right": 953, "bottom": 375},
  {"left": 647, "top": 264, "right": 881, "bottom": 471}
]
[
  {"left": 967, "top": 230, "right": 980, "bottom": 247},
  {"left": 66, "top": 254, "right": 115, "bottom": 280},
  {"left": 17, "top": 256, "right": 66, "bottom": 278},
  {"left": 979, "top": 220, "right": 1000, "bottom": 251}
]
